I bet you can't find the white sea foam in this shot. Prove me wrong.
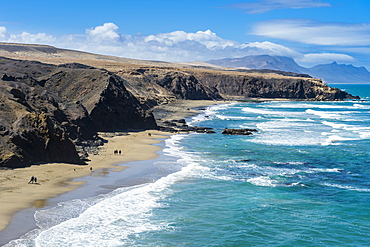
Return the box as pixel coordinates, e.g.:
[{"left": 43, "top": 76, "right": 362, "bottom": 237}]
[
  {"left": 6, "top": 134, "right": 203, "bottom": 247},
  {"left": 322, "top": 121, "right": 349, "bottom": 129},
  {"left": 32, "top": 166, "right": 197, "bottom": 246},
  {"left": 163, "top": 134, "right": 186, "bottom": 156},
  {"left": 306, "top": 168, "right": 343, "bottom": 174},
  {"left": 204, "top": 159, "right": 307, "bottom": 185},
  {"left": 246, "top": 176, "right": 302, "bottom": 187},
  {"left": 274, "top": 161, "right": 305, "bottom": 165},
  {"left": 245, "top": 164, "right": 350, "bottom": 188},
  {"left": 210, "top": 103, "right": 236, "bottom": 111},
  {"left": 247, "top": 176, "right": 277, "bottom": 187},
  {"left": 189, "top": 113, "right": 213, "bottom": 124},
  {"left": 266, "top": 103, "right": 313, "bottom": 108},
  {"left": 320, "top": 121, "right": 370, "bottom": 144},
  {"left": 252, "top": 136, "right": 323, "bottom": 146},
  {"left": 256, "top": 120, "right": 315, "bottom": 131},
  {"left": 359, "top": 131, "right": 370, "bottom": 139},
  {"left": 306, "top": 109, "right": 343, "bottom": 119},
  {"left": 280, "top": 118, "right": 314, "bottom": 122},
  {"left": 242, "top": 107, "right": 288, "bottom": 116},
  {"left": 215, "top": 114, "right": 251, "bottom": 121},
  {"left": 250, "top": 106, "right": 370, "bottom": 146},
  {"left": 321, "top": 183, "right": 370, "bottom": 192},
  {"left": 188, "top": 103, "right": 235, "bottom": 124},
  {"left": 352, "top": 103, "right": 369, "bottom": 109},
  {"left": 228, "top": 163, "right": 260, "bottom": 169},
  {"left": 321, "top": 136, "right": 349, "bottom": 146},
  {"left": 268, "top": 102, "right": 369, "bottom": 110},
  {"left": 253, "top": 120, "right": 327, "bottom": 146}
]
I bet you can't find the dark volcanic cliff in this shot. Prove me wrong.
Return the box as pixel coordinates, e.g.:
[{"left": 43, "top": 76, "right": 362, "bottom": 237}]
[
  {"left": 117, "top": 67, "right": 358, "bottom": 102},
  {"left": 191, "top": 71, "right": 355, "bottom": 101},
  {"left": 0, "top": 57, "right": 157, "bottom": 168},
  {"left": 0, "top": 56, "right": 359, "bottom": 168},
  {"left": 116, "top": 67, "right": 222, "bottom": 106}
]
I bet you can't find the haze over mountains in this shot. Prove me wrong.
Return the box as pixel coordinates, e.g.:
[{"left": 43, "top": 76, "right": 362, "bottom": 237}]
[{"left": 207, "top": 55, "right": 370, "bottom": 84}]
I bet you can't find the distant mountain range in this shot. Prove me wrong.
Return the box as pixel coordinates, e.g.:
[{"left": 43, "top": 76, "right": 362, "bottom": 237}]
[{"left": 207, "top": 55, "right": 370, "bottom": 84}]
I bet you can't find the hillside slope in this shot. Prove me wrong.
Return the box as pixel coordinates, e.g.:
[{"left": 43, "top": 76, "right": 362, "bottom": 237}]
[{"left": 309, "top": 62, "right": 370, "bottom": 84}]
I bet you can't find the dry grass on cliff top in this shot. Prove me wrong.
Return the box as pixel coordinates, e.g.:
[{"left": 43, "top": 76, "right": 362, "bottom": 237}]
[{"left": 0, "top": 43, "right": 317, "bottom": 82}]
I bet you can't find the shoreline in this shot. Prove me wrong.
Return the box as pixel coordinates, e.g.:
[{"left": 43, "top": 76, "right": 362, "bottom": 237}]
[{"left": 0, "top": 99, "right": 221, "bottom": 245}]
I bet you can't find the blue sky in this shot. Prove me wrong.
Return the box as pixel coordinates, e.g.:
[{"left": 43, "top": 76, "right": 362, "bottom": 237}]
[{"left": 1, "top": 0, "right": 370, "bottom": 70}]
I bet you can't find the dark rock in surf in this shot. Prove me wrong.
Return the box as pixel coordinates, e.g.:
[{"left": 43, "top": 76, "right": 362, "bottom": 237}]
[{"left": 222, "top": 128, "right": 258, "bottom": 135}]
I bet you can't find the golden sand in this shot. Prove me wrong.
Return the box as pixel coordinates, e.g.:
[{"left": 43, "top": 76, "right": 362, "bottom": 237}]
[
  {"left": 0, "top": 130, "right": 170, "bottom": 231},
  {"left": 0, "top": 99, "right": 220, "bottom": 232}
]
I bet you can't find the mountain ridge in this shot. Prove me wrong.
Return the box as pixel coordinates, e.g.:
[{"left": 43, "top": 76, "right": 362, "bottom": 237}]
[
  {"left": 207, "top": 55, "right": 370, "bottom": 84},
  {"left": 208, "top": 55, "right": 310, "bottom": 74}
]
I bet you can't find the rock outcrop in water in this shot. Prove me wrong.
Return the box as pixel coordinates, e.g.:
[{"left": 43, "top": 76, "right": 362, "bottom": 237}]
[
  {"left": 222, "top": 128, "right": 258, "bottom": 135},
  {"left": 0, "top": 45, "right": 360, "bottom": 168}
]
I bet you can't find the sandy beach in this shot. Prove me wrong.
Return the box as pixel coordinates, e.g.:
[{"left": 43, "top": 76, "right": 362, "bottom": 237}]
[
  {"left": 0, "top": 99, "right": 221, "bottom": 241},
  {"left": 0, "top": 130, "right": 169, "bottom": 231}
]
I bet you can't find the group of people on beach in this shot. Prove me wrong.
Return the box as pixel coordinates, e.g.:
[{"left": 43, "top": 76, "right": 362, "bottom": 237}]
[
  {"left": 113, "top": 150, "right": 122, "bottom": 155},
  {"left": 28, "top": 176, "right": 37, "bottom": 184},
  {"left": 28, "top": 165, "right": 94, "bottom": 184}
]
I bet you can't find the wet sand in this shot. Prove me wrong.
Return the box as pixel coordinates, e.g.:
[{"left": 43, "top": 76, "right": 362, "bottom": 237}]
[
  {"left": 0, "top": 130, "right": 168, "bottom": 230},
  {"left": 0, "top": 99, "right": 221, "bottom": 244}
]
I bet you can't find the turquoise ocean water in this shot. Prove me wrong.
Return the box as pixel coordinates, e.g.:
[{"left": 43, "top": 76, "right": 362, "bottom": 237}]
[{"left": 6, "top": 84, "right": 370, "bottom": 246}]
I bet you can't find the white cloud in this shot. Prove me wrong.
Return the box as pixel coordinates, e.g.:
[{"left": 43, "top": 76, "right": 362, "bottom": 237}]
[
  {"left": 86, "top": 22, "right": 120, "bottom": 42},
  {"left": 227, "top": 0, "right": 331, "bottom": 14},
  {"left": 0, "top": 22, "right": 364, "bottom": 68},
  {"left": 0, "top": 26, "right": 6, "bottom": 39},
  {"left": 0, "top": 23, "right": 299, "bottom": 62},
  {"left": 252, "top": 19, "right": 370, "bottom": 46},
  {"left": 0, "top": 25, "right": 56, "bottom": 44},
  {"left": 7, "top": 31, "right": 56, "bottom": 44},
  {"left": 53, "top": 24, "right": 297, "bottom": 61},
  {"left": 242, "top": 41, "right": 301, "bottom": 57},
  {"left": 144, "top": 30, "right": 237, "bottom": 50},
  {"left": 297, "top": 53, "right": 356, "bottom": 65}
]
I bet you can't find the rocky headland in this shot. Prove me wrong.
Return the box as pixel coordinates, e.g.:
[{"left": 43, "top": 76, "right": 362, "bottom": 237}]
[{"left": 0, "top": 43, "right": 360, "bottom": 168}]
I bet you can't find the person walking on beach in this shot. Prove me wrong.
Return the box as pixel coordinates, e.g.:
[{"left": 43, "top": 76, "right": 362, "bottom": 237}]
[{"left": 28, "top": 176, "right": 35, "bottom": 184}]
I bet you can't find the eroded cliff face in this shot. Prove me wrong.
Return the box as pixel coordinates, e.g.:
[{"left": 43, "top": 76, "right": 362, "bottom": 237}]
[
  {"left": 0, "top": 78, "right": 89, "bottom": 167},
  {"left": 116, "top": 67, "right": 358, "bottom": 103},
  {"left": 116, "top": 67, "right": 222, "bottom": 107},
  {"left": 190, "top": 70, "right": 358, "bottom": 100},
  {"left": 0, "top": 58, "right": 157, "bottom": 168}
]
